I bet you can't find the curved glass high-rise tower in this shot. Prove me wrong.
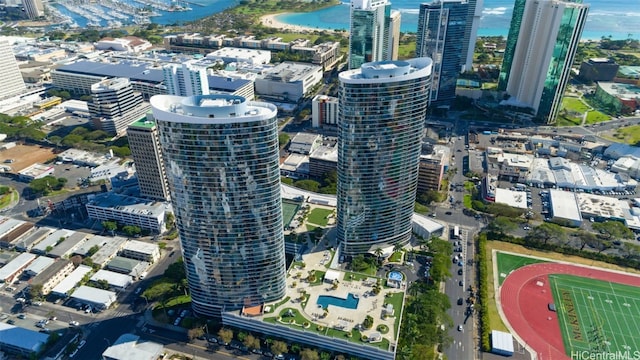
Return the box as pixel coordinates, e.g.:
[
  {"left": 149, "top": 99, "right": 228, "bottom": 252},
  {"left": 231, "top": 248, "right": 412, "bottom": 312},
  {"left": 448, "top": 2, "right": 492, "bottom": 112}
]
[
  {"left": 337, "top": 58, "right": 432, "bottom": 255},
  {"left": 151, "top": 94, "right": 286, "bottom": 316}
]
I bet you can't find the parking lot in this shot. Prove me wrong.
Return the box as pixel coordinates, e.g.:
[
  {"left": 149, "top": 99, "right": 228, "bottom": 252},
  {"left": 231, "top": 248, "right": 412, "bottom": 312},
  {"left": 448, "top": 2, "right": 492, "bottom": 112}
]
[{"left": 50, "top": 162, "right": 92, "bottom": 189}]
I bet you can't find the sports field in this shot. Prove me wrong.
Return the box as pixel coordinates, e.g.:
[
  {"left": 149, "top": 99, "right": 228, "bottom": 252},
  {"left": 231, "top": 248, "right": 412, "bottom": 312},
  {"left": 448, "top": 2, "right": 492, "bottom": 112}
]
[
  {"left": 496, "top": 252, "right": 546, "bottom": 285},
  {"left": 550, "top": 274, "right": 640, "bottom": 355},
  {"left": 282, "top": 199, "right": 301, "bottom": 228}
]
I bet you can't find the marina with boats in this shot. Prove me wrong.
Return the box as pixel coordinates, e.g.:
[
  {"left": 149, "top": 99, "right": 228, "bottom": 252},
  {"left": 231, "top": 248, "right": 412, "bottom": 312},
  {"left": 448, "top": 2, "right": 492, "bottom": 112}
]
[{"left": 48, "top": 0, "right": 194, "bottom": 29}]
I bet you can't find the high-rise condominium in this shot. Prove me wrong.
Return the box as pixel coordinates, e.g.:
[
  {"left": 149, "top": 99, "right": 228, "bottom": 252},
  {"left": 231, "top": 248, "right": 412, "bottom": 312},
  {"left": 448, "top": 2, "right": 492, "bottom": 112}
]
[
  {"left": 151, "top": 94, "right": 286, "bottom": 316},
  {"left": 382, "top": 9, "right": 401, "bottom": 61},
  {"left": 337, "top": 58, "right": 432, "bottom": 255},
  {"left": 89, "top": 78, "right": 150, "bottom": 135},
  {"left": 349, "top": 0, "right": 389, "bottom": 69},
  {"left": 499, "top": 0, "right": 588, "bottom": 123},
  {"left": 416, "top": 0, "right": 467, "bottom": 105},
  {"left": 127, "top": 116, "right": 170, "bottom": 201},
  {"left": 163, "top": 62, "right": 210, "bottom": 97},
  {"left": 22, "top": 0, "right": 44, "bottom": 19},
  {"left": 460, "top": 0, "right": 483, "bottom": 72},
  {"left": 0, "top": 40, "right": 26, "bottom": 100}
]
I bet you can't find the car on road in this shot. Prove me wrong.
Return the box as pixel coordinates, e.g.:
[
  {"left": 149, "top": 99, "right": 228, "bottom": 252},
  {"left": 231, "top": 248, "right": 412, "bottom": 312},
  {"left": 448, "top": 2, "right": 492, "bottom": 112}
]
[
  {"left": 69, "top": 321, "right": 79, "bottom": 326},
  {"left": 457, "top": 298, "right": 464, "bottom": 306},
  {"left": 523, "top": 225, "right": 530, "bottom": 230},
  {"left": 17, "top": 314, "right": 25, "bottom": 319},
  {"left": 33, "top": 301, "right": 42, "bottom": 306},
  {"left": 459, "top": 280, "right": 464, "bottom": 286},
  {"left": 445, "top": 211, "right": 452, "bottom": 215},
  {"left": 458, "top": 269, "right": 463, "bottom": 275},
  {"left": 457, "top": 325, "right": 464, "bottom": 332},
  {"left": 6, "top": 319, "right": 15, "bottom": 325}
]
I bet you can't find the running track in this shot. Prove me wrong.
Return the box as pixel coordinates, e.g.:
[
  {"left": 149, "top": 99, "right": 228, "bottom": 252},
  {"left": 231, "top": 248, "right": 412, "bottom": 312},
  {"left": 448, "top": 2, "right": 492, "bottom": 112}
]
[{"left": 500, "top": 263, "right": 640, "bottom": 360}]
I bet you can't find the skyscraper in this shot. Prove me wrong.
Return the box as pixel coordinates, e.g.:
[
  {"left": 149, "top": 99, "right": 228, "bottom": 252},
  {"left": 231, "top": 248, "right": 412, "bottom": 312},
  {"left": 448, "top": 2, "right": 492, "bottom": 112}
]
[
  {"left": 416, "top": 0, "right": 467, "bottom": 105},
  {"left": 0, "top": 40, "right": 26, "bottom": 100},
  {"left": 127, "top": 115, "right": 170, "bottom": 201},
  {"left": 382, "top": 9, "right": 401, "bottom": 61},
  {"left": 499, "top": 0, "right": 588, "bottom": 123},
  {"left": 151, "top": 94, "right": 286, "bottom": 316},
  {"left": 89, "top": 78, "right": 150, "bottom": 135},
  {"left": 163, "top": 62, "right": 210, "bottom": 97},
  {"left": 22, "top": 0, "right": 44, "bottom": 19},
  {"left": 498, "top": 0, "right": 526, "bottom": 90},
  {"left": 348, "top": 0, "right": 389, "bottom": 69},
  {"left": 461, "top": 0, "right": 483, "bottom": 72},
  {"left": 337, "top": 58, "right": 432, "bottom": 255}
]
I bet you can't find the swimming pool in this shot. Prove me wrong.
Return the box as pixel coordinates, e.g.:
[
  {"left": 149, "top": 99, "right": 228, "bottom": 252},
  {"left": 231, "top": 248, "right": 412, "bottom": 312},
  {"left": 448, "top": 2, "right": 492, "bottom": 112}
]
[
  {"left": 388, "top": 271, "right": 403, "bottom": 282},
  {"left": 317, "top": 293, "right": 359, "bottom": 310}
]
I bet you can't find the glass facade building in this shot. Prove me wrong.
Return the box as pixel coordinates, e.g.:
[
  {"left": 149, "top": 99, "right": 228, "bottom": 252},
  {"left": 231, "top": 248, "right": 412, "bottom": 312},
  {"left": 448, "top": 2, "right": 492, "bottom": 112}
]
[
  {"left": 500, "top": 0, "right": 588, "bottom": 123},
  {"left": 151, "top": 94, "right": 286, "bottom": 316},
  {"left": 337, "top": 58, "right": 433, "bottom": 255},
  {"left": 416, "top": 0, "right": 467, "bottom": 105},
  {"left": 498, "top": 0, "right": 526, "bottom": 91},
  {"left": 349, "top": 0, "right": 389, "bottom": 69}
]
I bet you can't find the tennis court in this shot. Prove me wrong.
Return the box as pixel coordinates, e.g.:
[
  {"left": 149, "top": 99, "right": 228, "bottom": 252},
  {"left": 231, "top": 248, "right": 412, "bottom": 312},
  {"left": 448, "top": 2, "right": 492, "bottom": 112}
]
[
  {"left": 282, "top": 199, "right": 301, "bottom": 228},
  {"left": 550, "top": 274, "right": 640, "bottom": 355}
]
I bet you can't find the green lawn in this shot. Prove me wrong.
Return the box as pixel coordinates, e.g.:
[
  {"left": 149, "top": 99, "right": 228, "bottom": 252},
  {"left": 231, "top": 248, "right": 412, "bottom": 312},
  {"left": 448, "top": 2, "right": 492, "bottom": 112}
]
[
  {"left": 307, "top": 208, "right": 333, "bottom": 226},
  {"left": 414, "top": 202, "right": 429, "bottom": 215},
  {"left": 550, "top": 274, "right": 640, "bottom": 356},
  {"left": 388, "top": 252, "right": 403, "bottom": 263},
  {"left": 585, "top": 110, "right": 611, "bottom": 124},
  {"left": 556, "top": 114, "right": 582, "bottom": 126},
  {"left": 0, "top": 190, "right": 16, "bottom": 210},
  {"left": 397, "top": 42, "right": 416, "bottom": 60},
  {"left": 496, "top": 252, "right": 546, "bottom": 285},
  {"left": 384, "top": 292, "right": 404, "bottom": 335},
  {"left": 607, "top": 125, "right": 640, "bottom": 145},
  {"left": 562, "top": 97, "right": 590, "bottom": 113},
  {"left": 463, "top": 194, "right": 472, "bottom": 209}
]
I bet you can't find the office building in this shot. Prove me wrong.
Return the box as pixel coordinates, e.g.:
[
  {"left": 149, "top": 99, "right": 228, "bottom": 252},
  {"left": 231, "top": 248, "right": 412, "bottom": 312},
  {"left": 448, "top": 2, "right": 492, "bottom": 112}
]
[
  {"left": 416, "top": 0, "right": 467, "bottom": 105},
  {"left": 383, "top": 9, "right": 401, "bottom": 61},
  {"left": 579, "top": 58, "right": 619, "bottom": 82},
  {"left": 22, "top": 0, "right": 44, "bottom": 19},
  {"left": 151, "top": 94, "right": 286, "bottom": 316},
  {"left": 163, "top": 62, "right": 210, "bottom": 97},
  {"left": 127, "top": 116, "right": 170, "bottom": 201},
  {"left": 461, "top": 0, "right": 483, "bottom": 72},
  {"left": 0, "top": 40, "right": 26, "bottom": 100},
  {"left": 499, "top": 0, "right": 588, "bottom": 123},
  {"left": 89, "top": 78, "right": 151, "bottom": 135},
  {"left": 337, "top": 58, "right": 432, "bottom": 255},
  {"left": 348, "top": 0, "right": 389, "bottom": 69}
]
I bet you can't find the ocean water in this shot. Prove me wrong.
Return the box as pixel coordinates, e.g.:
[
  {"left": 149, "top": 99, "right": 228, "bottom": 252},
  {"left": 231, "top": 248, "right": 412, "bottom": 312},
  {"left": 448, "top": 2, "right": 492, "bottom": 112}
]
[
  {"left": 52, "top": 0, "right": 640, "bottom": 40},
  {"left": 277, "top": 0, "right": 640, "bottom": 40}
]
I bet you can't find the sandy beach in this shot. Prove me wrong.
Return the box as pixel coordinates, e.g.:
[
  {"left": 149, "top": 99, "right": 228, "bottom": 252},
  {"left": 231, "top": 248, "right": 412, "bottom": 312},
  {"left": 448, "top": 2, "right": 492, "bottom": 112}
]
[{"left": 260, "top": 13, "right": 329, "bottom": 33}]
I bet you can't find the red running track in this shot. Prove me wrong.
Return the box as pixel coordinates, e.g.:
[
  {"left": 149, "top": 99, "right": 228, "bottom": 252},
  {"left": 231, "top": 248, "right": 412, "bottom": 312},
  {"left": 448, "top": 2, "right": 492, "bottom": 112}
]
[{"left": 499, "top": 263, "right": 640, "bottom": 360}]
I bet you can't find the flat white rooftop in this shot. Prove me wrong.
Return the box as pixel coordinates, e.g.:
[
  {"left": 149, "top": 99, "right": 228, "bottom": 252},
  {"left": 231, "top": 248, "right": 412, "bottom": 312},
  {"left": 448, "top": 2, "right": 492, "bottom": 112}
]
[{"left": 549, "top": 189, "right": 582, "bottom": 223}]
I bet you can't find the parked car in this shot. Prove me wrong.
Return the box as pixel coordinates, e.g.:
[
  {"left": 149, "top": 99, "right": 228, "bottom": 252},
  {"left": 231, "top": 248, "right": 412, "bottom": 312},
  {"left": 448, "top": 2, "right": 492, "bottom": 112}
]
[{"left": 457, "top": 298, "right": 464, "bottom": 306}]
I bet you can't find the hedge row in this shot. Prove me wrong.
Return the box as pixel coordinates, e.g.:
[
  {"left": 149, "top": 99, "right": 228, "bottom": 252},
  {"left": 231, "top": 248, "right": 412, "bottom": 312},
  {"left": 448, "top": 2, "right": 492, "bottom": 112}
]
[{"left": 477, "top": 233, "right": 491, "bottom": 352}]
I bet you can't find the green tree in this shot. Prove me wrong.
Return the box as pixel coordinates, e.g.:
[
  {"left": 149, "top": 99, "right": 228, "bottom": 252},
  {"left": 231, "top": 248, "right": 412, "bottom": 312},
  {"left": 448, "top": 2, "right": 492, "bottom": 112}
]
[
  {"left": 102, "top": 220, "right": 118, "bottom": 235},
  {"left": 293, "top": 179, "right": 320, "bottom": 192},
  {"left": 487, "top": 216, "right": 518, "bottom": 234},
  {"left": 164, "top": 259, "right": 186, "bottom": 282},
  {"left": 122, "top": 225, "right": 142, "bottom": 236},
  {"left": 87, "top": 245, "right": 100, "bottom": 256},
  {"left": 592, "top": 221, "right": 634, "bottom": 240},
  {"left": 279, "top": 133, "right": 290, "bottom": 149},
  {"left": 271, "top": 340, "right": 288, "bottom": 356},
  {"left": 29, "top": 284, "right": 43, "bottom": 299},
  {"left": 243, "top": 334, "right": 261, "bottom": 350},
  {"left": 188, "top": 327, "right": 205, "bottom": 340},
  {"left": 218, "top": 328, "right": 233, "bottom": 345},
  {"left": 300, "top": 348, "right": 320, "bottom": 360},
  {"left": 94, "top": 279, "right": 110, "bottom": 290},
  {"left": 526, "top": 222, "right": 566, "bottom": 245}
]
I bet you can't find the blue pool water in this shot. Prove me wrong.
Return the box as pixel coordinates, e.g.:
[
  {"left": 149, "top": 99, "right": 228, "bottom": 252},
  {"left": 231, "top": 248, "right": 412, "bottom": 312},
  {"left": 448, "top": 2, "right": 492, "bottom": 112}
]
[
  {"left": 317, "top": 293, "right": 359, "bottom": 310},
  {"left": 388, "top": 271, "right": 403, "bottom": 282}
]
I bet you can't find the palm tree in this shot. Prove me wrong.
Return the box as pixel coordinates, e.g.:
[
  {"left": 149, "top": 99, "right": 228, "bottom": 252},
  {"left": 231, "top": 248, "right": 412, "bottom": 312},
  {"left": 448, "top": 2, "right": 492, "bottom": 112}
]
[{"left": 374, "top": 247, "right": 384, "bottom": 265}]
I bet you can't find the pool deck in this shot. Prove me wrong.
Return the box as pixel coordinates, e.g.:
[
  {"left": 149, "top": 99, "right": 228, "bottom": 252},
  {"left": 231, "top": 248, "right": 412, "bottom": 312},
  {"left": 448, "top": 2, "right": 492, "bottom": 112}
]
[{"left": 265, "top": 249, "right": 403, "bottom": 346}]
